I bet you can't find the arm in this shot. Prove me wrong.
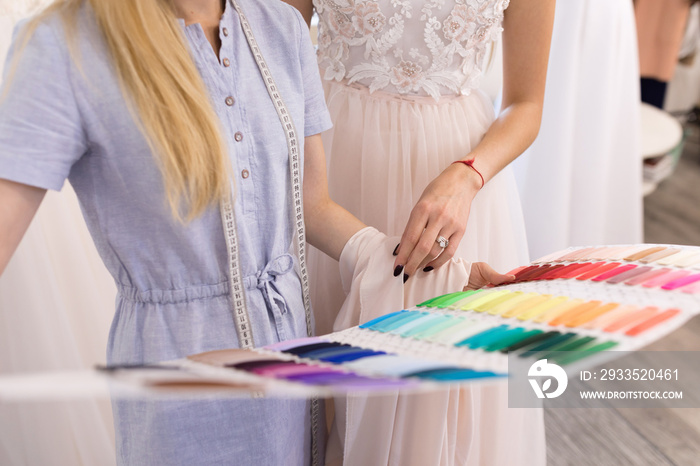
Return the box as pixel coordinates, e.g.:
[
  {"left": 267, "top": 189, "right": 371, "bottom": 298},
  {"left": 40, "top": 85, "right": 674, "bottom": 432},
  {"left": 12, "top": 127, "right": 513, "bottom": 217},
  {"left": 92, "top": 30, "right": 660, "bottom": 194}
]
[
  {"left": 303, "top": 133, "right": 366, "bottom": 260},
  {"left": 394, "top": 0, "right": 555, "bottom": 278},
  {"left": 0, "top": 22, "right": 87, "bottom": 277},
  {"left": 0, "top": 179, "right": 46, "bottom": 275}
]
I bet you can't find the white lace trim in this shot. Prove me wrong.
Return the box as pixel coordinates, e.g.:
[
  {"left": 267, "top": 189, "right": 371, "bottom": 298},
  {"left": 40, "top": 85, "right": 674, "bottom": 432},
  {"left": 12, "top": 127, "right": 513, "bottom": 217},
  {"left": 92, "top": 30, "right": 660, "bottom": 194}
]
[{"left": 314, "top": 0, "right": 508, "bottom": 100}]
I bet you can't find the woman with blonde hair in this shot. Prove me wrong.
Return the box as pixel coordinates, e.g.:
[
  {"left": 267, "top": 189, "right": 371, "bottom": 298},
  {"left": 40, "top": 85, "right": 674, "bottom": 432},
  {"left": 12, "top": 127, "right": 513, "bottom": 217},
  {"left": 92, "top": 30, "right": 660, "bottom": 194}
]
[
  {"left": 0, "top": 0, "right": 512, "bottom": 464},
  {"left": 0, "top": 0, "right": 360, "bottom": 463}
]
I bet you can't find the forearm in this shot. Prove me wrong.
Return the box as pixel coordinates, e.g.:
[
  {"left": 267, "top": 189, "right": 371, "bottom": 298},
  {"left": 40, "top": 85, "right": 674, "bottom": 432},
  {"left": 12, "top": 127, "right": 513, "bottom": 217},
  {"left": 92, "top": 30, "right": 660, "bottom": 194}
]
[
  {"left": 303, "top": 133, "right": 366, "bottom": 261},
  {"left": 305, "top": 197, "right": 366, "bottom": 261},
  {"left": 455, "top": 99, "right": 543, "bottom": 184}
]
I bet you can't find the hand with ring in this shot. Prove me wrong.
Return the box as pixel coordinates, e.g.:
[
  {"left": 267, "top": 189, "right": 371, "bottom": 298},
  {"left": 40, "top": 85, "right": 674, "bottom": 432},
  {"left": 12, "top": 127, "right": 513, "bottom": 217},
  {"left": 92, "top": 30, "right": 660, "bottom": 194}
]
[{"left": 392, "top": 162, "right": 482, "bottom": 282}]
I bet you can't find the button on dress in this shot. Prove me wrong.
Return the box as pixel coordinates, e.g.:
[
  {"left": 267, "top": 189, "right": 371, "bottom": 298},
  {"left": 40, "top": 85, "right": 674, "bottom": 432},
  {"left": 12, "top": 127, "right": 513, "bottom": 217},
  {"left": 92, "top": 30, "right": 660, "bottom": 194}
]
[{"left": 0, "top": 0, "right": 331, "bottom": 464}]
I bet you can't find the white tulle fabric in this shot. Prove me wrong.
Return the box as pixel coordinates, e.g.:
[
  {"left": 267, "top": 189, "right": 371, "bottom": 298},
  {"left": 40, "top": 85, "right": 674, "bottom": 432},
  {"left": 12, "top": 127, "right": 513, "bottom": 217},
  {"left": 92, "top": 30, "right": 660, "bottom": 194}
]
[
  {"left": 0, "top": 4, "right": 116, "bottom": 465},
  {"left": 322, "top": 227, "right": 544, "bottom": 466},
  {"left": 314, "top": 0, "right": 509, "bottom": 99},
  {"left": 512, "top": 0, "right": 643, "bottom": 260}
]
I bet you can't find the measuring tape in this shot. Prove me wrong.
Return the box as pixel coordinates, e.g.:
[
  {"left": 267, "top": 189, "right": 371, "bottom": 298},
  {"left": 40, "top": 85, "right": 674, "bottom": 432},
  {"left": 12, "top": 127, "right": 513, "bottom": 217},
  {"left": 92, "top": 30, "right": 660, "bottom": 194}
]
[{"left": 221, "top": 1, "right": 320, "bottom": 464}]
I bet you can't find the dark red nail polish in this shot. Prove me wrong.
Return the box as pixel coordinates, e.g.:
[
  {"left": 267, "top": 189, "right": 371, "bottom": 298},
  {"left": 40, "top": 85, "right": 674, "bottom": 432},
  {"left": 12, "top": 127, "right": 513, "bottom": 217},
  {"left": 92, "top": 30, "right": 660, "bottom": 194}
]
[
  {"left": 423, "top": 266, "right": 434, "bottom": 272},
  {"left": 403, "top": 273, "right": 409, "bottom": 283},
  {"left": 394, "top": 265, "right": 404, "bottom": 277},
  {"left": 393, "top": 244, "right": 399, "bottom": 256}
]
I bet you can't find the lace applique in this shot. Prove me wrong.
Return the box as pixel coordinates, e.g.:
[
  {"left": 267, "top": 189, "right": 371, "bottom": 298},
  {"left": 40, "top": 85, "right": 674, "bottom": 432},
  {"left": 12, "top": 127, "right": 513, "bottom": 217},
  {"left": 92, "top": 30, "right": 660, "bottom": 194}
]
[{"left": 314, "top": 0, "right": 509, "bottom": 99}]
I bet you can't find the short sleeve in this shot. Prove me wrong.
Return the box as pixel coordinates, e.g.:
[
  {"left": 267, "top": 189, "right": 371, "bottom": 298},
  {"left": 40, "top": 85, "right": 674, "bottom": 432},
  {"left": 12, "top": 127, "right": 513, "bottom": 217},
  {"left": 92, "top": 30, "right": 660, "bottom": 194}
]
[
  {"left": 0, "top": 18, "right": 87, "bottom": 191},
  {"left": 294, "top": 11, "right": 332, "bottom": 137}
]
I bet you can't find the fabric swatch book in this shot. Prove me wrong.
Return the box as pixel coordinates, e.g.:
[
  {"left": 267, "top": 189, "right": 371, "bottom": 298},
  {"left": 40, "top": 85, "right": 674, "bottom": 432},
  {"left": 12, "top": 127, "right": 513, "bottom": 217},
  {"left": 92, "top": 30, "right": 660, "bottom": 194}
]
[
  {"left": 1, "top": 243, "right": 697, "bottom": 401},
  {"left": 101, "top": 243, "right": 700, "bottom": 398}
]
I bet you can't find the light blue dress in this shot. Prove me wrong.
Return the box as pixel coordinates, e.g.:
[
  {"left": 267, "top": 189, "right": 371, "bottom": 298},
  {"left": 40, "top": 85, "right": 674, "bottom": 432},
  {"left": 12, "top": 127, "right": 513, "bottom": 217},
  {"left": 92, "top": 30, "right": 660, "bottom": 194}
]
[{"left": 0, "top": 0, "right": 331, "bottom": 464}]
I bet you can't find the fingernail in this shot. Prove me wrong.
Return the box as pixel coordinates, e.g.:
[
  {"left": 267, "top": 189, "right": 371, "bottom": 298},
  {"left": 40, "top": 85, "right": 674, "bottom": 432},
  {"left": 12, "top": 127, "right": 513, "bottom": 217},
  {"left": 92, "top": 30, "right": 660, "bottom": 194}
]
[
  {"left": 393, "top": 265, "right": 404, "bottom": 277},
  {"left": 423, "top": 266, "right": 434, "bottom": 272},
  {"left": 392, "top": 244, "right": 399, "bottom": 256},
  {"left": 403, "top": 273, "right": 410, "bottom": 283}
]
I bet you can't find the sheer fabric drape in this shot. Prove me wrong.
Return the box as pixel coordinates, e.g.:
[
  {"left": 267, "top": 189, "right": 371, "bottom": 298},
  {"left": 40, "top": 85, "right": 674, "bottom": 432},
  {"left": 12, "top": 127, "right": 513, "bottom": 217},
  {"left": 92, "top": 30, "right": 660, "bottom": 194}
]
[{"left": 512, "top": 0, "right": 643, "bottom": 260}]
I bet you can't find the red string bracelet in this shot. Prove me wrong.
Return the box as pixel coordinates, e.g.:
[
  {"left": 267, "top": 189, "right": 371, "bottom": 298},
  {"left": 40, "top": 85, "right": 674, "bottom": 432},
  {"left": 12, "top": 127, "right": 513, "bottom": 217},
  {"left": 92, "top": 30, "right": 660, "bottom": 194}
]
[{"left": 451, "top": 159, "right": 484, "bottom": 189}]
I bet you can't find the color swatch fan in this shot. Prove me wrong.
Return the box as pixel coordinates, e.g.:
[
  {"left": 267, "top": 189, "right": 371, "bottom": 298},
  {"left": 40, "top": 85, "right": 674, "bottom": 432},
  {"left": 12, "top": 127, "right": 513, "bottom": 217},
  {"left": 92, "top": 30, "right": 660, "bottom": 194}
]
[{"left": 171, "top": 244, "right": 700, "bottom": 396}]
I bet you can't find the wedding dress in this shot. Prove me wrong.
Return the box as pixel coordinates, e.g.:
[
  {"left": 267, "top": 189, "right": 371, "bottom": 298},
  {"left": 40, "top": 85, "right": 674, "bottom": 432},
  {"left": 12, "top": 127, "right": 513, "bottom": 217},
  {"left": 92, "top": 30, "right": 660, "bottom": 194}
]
[
  {"left": 512, "top": 0, "right": 643, "bottom": 261},
  {"left": 307, "top": 1, "right": 545, "bottom": 464}
]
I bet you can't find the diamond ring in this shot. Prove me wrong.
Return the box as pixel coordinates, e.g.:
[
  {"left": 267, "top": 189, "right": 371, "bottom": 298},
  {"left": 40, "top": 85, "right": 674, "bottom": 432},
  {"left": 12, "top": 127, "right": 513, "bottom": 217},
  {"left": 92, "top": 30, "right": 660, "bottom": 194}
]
[{"left": 436, "top": 236, "right": 449, "bottom": 249}]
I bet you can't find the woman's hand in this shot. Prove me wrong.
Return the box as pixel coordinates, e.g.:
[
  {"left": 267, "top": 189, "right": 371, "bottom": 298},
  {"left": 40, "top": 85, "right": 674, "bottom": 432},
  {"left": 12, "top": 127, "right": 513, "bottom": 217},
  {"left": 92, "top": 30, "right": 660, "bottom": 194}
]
[
  {"left": 393, "top": 162, "right": 481, "bottom": 281},
  {"left": 464, "top": 262, "right": 516, "bottom": 291},
  {"left": 393, "top": 0, "right": 555, "bottom": 281}
]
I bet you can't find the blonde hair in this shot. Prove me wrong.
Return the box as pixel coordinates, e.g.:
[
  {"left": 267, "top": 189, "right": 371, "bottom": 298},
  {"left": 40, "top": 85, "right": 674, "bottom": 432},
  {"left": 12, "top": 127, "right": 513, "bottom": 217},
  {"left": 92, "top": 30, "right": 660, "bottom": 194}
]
[{"left": 8, "top": 0, "right": 230, "bottom": 221}]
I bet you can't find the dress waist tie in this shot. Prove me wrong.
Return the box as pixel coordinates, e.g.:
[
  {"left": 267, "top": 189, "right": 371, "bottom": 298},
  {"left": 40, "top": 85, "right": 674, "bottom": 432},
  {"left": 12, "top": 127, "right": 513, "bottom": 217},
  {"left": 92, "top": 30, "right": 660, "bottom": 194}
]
[{"left": 243, "top": 253, "right": 295, "bottom": 320}]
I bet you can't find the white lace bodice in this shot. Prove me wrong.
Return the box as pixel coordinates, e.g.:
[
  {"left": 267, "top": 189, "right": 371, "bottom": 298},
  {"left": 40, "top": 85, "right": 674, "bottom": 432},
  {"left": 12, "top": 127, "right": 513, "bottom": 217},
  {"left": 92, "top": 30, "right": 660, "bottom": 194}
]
[{"left": 313, "top": 0, "right": 509, "bottom": 99}]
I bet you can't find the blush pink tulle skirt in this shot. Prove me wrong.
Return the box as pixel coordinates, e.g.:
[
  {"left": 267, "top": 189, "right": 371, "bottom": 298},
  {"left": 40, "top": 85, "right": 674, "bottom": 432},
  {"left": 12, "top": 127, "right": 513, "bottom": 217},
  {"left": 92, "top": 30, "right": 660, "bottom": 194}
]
[{"left": 308, "top": 79, "right": 545, "bottom": 466}]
